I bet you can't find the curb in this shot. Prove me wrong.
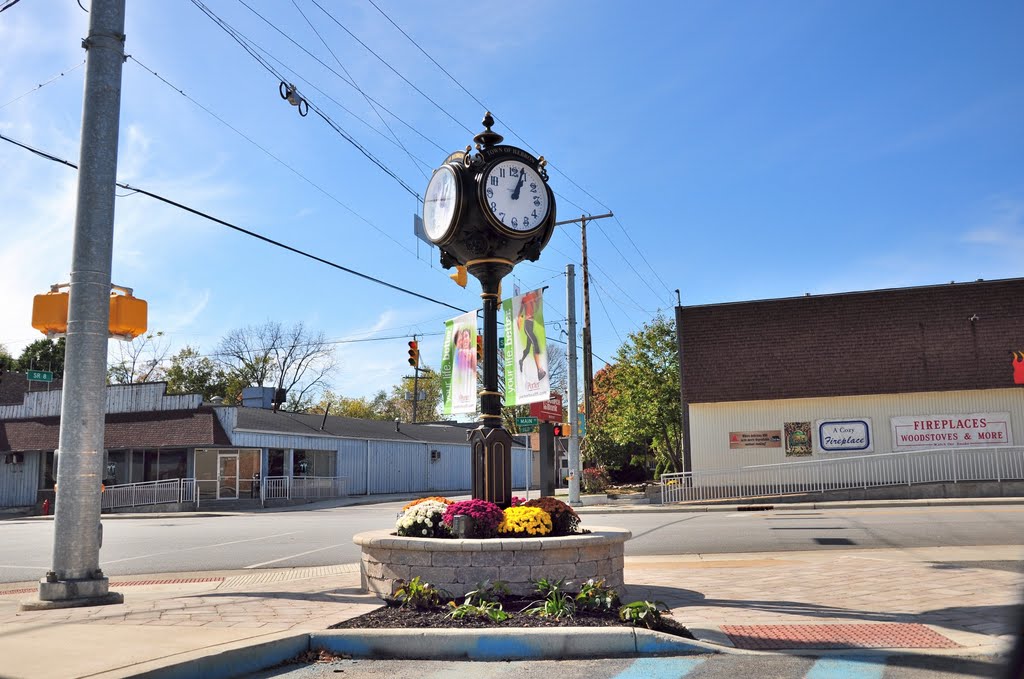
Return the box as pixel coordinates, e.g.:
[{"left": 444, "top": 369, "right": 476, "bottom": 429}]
[
  {"left": 110, "top": 633, "right": 308, "bottom": 679},
  {"left": 574, "top": 497, "right": 1024, "bottom": 514}
]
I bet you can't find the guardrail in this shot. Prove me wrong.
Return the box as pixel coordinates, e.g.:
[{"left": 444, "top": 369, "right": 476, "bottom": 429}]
[
  {"left": 100, "top": 478, "right": 197, "bottom": 510},
  {"left": 659, "top": 446, "right": 1024, "bottom": 504},
  {"left": 260, "top": 476, "right": 349, "bottom": 505}
]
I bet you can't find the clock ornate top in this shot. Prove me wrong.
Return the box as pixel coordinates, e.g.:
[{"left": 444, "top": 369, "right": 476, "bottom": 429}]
[{"left": 422, "top": 112, "right": 557, "bottom": 271}]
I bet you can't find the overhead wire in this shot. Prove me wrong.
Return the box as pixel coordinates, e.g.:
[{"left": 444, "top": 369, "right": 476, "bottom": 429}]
[
  {"left": 591, "top": 218, "right": 669, "bottom": 303},
  {"left": 288, "top": 0, "right": 427, "bottom": 181},
  {"left": 127, "top": 55, "right": 422, "bottom": 259},
  {"left": 190, "top": 0, "right": 421, "bottom": 199},
  {"left": 0, "top": 132, "right": 469, "bottom": 314},
  {"left": 1, "top": 60, "right": 85, "bottom": 109}
]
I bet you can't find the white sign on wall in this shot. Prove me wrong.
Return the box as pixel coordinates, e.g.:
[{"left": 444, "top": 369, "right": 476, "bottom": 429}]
[
  {"left": 890, "top": 412, "right": 1012, "bottom": 450},
  {"left": 816, "top": 419, "right": 873, "bottom": 453}
]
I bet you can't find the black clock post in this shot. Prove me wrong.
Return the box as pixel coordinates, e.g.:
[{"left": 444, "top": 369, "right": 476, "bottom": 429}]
[{"left": 422, "top": 113, "right": 557, "bottom": 508}]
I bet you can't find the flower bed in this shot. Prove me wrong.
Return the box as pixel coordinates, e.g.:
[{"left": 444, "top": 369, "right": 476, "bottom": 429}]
[{"left": 353, "top": 526, "right": 631, "bottom": 598}]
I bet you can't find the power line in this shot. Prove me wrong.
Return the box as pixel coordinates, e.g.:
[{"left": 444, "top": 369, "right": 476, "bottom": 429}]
[
  {"left": 0, "top": 132, "right": 469, "bottom": 314},
  {"left": 190, "top": 0, "right": 421, "bottom": 199},
  {"left": 288, "top": 0, "right": 427, "bottom": 181},
  {"left": 1, "top": 60, "right": 85, "bottom": 110},
  {"left": 612, "top": 214, "right": 676, "bottom": 299},
  {"left": 127, "top": 55, "right": 422, "bottom": 259},
  {"left": 0, "top": 0, "right": 23, "bottom": 14},
  {"left": 591, "top": 217, "right": 670, "bottom": 304}
]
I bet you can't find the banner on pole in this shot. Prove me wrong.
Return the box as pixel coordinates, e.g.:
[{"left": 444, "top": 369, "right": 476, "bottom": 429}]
[
  {"left": 503, "top": 288, "right": 550, "bottom": 406},
  {"left": 441, "top": 311, "right": 478, "bottom": 414}
]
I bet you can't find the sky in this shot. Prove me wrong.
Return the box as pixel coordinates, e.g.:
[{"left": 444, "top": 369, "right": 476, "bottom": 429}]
[{"left": 1, "top": 0, "right": 1022, "bottom": 401}]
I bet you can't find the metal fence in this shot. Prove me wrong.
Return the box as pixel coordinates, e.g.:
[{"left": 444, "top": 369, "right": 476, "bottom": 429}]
[
  {"left": 101, "top": 478, "right": 197, "bottom": 510},
  {"left": 659, "top": 446, "right": 1024, "bottom": 504},
  {"left": 260, "top": 476, "right": 349, "bottom": 504}
]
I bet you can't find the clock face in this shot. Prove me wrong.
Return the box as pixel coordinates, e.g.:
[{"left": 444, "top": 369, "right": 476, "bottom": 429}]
[
  {"left": 423, "top": 165, "right": 459, "bottom": 242},
  {"left": 481, "top": 160, "right": 549, "bottom": 233}
]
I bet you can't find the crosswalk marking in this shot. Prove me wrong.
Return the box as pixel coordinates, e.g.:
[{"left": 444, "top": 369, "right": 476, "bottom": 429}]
[
  {"left": 610, "top": 657, "right": 708, "bottom": 679},
  {"left": 805, "top": 655, "right": 888, "bottom": 679}
]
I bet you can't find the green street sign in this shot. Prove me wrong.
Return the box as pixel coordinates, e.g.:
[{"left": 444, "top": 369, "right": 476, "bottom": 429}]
[
  {"left": 518, "top": 425, "right": 537, "bottom": 433},
  {"left": 515, "top": 416, "right": 538, "bottom": 428},
  {"left": 26, "top": 370, "right": 53, "bottom": 383}
]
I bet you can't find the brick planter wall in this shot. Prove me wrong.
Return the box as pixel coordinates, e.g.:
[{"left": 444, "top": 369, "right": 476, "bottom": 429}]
[{"left": 353, "top": 527, "right": 631, "bottom": 598}]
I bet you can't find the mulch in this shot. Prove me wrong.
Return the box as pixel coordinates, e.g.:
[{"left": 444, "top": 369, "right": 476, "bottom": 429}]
[{"left": 330, "top": 596, "right": 693, "bottom": 638}]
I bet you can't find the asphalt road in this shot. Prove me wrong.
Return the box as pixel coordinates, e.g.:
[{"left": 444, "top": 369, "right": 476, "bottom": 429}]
[{"left": 1, "top": 502, "right": 1023, "bottom": 583}]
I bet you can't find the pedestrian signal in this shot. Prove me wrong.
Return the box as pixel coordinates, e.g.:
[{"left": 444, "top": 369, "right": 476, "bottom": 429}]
[
  {"left": 553, "top": 424, "right": 570, "bottom": 437},
  {"left": 476, "top": 335, "right": 483, "bottom": 362},
  {"left": 407, "top": 340, "right": 419, "bottom": 367}
]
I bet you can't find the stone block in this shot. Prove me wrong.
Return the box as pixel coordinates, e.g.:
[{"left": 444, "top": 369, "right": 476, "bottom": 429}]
[
  {"left": 543, "top": 548, "right": 579, "bottom": 565},
  {"left": 414, "top": 567, "right": 456, "bottom": 584},
  {"left": 364, "top": 560, "right": 383, "bottom": 579},
  {"left": 381, "top": 563, "right": 410, "bottom": 581},
  {"left": 579, "top": 544, "right": 610, "bottom": 561},
  {"left": 432, "top": 551, "right": 472, "bottom": 568},
  {"left": 364, "top": 548, "right": 391, "bottom": 564},
  {"left": 531, "top": 563, "right": 576, "bottom": 582},
  {"left": 470, "top": 551, "right": 508, "bottom": 567},
  {"left": 497, "top": 565, "right": 532, "bottom": 583},
  {"left": 612, "top": 555, "right": 624, "bottom": 571},
  {"left": 455, "top": 566, "right": 500, "bottom": 584},
  {"left": 575, "top": 560, "right": 599, "bottom": 579},
  {"left": 393, "top": 550, "right": 433, "bottom": 567},
  {"left": 513, "top": 551, "right": 545, "bottom": 566}
]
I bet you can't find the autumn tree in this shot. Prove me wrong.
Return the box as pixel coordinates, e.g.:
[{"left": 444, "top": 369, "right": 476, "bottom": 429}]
[{"left": 589, "top": 315, "right": 682, "bottom": 474}]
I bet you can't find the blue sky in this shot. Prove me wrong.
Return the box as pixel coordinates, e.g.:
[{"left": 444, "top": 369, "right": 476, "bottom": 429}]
[{"left": 1, "top": 1, "right": 1021, "bottom": 400}]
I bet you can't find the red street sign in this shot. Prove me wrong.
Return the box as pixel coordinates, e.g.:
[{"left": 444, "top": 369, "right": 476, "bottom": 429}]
[{"left": 530, "top": 394, "right": 563, "bottom": 423}]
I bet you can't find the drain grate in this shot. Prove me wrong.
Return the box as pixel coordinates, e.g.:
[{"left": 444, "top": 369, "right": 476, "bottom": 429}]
[{"left": 722, "top": 623, "right": 960, "bottom": 650}]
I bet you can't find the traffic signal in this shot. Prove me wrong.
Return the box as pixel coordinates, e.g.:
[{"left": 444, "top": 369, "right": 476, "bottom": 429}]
[
  {"left": 476, "top": 335, "right": 483, "bottom": 363},
  {"left": 552, "top": 423, "right": 571, "bottom": 437},
  {"left": 449, "top": 265, "right": 467, "bottom": 288},
  {"left": 407, "top": 340, "right": 419, "bottom": 367}
]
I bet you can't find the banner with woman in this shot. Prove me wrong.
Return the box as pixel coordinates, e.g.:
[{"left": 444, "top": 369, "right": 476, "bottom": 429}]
[
  {"left": 503, "top": 288, "right": 550, "bottom": 406},
  {"left": 440, "top": 311, "right": 478, "bottom": 415}
]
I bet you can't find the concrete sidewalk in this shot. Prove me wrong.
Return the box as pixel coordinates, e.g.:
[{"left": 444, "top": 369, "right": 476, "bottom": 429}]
[{"left": 0, "top": 544, "right": 1020, "bottom": 678}]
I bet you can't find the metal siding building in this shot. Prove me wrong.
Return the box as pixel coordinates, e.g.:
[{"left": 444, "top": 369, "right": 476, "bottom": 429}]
[{"left": 0, "top": 451, "right": 40, "bottom": 506}]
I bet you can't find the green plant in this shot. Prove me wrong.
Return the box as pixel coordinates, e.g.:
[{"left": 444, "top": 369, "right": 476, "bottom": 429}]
[
  {"left": 446, "top": 599, "right": 510, "bottom": 622},
  {"left": 523, "top": 577, "right": 575, "bottom": 619},
  {"left": 392, "top": 576, "right": 450, "bottom": 609},
  {"left": 618, "top": 600, "right": 668, "bottom": 629},
  {"left": 463, "top": 579, "right": 510, "bottom": 606},
  {"left": 575, "top": 578, "right": 620, "bottom": 611},
  {"left": 522, "top": 497, "right": 580, "bottom": 535}
]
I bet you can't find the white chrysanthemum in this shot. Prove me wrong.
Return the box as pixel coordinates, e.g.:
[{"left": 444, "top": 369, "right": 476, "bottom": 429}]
[{"left": 395, "top": 500, "right": 449, "bottom": 534}]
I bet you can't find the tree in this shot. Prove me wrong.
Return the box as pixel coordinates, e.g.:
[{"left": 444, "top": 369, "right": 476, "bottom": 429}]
[
  {"left": 164, "top": 346, "right": 229, "bottom": 400},
  {"left": 590, "top": 315, "right": 682, "bottom": 473},
  {"left": 16, "top": 338, "right": 65, "bottom": 378},
  {"left": 390, "top": 366, "right": 443, "bottom": 423},
  {"left": 0, "top": 345, "right": 13, "bottom": 372},
  {"left": 107, "top": 331, "right": 169, "bottom": 385},
  {"left": 216, "top": 321, "right": 337, "bottom": 406}
]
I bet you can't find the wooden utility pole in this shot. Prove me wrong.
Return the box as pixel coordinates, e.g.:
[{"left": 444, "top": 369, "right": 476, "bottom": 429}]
[{"left": 554, "top": 212, "right": 613, "bottom": 418}]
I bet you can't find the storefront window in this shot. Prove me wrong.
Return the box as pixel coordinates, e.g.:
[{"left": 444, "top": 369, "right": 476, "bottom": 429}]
[
  {"left": 38, "top": 451, "right": 56, "bottom": 489},
  {"left": 268, "top": 449, "right": 285, "bottom": 476},
  {"left": 293, "top": 450, "right": 335, "bottom": 477}
]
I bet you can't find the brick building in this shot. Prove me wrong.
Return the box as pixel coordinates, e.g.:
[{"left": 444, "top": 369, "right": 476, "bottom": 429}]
[{"left": 679, "top": 277, "right": 1024, "bottom": 473}]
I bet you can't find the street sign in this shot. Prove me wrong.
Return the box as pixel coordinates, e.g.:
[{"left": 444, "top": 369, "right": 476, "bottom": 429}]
[
  {"left": 577, "top": 412, "right": 587, "bottom": 437},
  {"left": 529, "top": 394, "right": 563, "bottom": 423},
  {"left": 515, "top": 416, "right": 539, "bottom": 428},
  {"left": 26, "top": 370, "right": 53, "bottom": 383},
  {"left": 518, "top": 425, "right": 537, "bottom": 434}
]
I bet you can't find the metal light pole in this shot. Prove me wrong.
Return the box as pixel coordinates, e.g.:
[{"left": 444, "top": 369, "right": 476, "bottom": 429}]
[
  {"left": 24, "top": 0, "right": 127, "bottom": 610},
  {"left": 566, "top": 264, "right": 581, "bottom": 505}
]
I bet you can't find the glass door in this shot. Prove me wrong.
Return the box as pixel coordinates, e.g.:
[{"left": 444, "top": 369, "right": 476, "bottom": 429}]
[{"left": 217, "top": 453, "right": 239, "bottom": 500}]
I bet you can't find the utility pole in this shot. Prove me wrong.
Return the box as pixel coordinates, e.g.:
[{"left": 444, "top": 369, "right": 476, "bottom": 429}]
[
  {"left": 23, "top": 0, "right": 127, "bottom": 611},
  {"left": 565, "top": 264, "right": 581, "bottom": 506},
  {"left": 554, "top": 212, "right": 613, "bottom": 418},
  {"left": 673, "top": 289, "right": 692, "bottom": 476},
  {"left": 411, "top": 335, "right": 419, "bottom": 423}
]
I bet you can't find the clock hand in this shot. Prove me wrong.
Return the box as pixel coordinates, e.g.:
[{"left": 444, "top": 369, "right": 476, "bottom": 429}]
[{"left": 510, "top": 171, "right": 526, "bottom": 200}]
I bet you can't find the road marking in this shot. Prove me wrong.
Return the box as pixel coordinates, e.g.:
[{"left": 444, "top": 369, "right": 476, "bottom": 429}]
[
  {"left": 100, "top": 531, "right": 300, "bottom": 565},
  {"left": 0, "top": 565, "right": 51, "bottom": 570},
  {"left": 805, "top": 655, "right": 887, "bottom": 679},
  {"left": 611, "top": 657, "right": 706, "bottom": 679},
  {"left": 244, "top": 543, "right": 349, "bottom": 569}
]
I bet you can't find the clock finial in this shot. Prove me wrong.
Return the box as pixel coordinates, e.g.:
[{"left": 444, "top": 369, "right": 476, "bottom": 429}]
[{"left": 473, "top": 111, "right": 504, "bottom": 148}]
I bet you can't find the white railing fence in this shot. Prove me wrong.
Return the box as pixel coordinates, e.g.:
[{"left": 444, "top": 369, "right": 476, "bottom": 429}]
[
  {"left": 659, "top": 446, "right": 1024, "bottom": 504},
  {"left": 259, "top": 476, "right": 349, "bottom": 505},
  {"left": 101, "top": 478, "right": 197, "bottom": 510}
]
